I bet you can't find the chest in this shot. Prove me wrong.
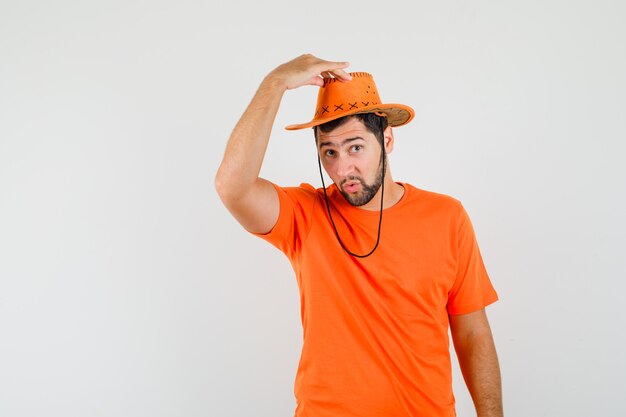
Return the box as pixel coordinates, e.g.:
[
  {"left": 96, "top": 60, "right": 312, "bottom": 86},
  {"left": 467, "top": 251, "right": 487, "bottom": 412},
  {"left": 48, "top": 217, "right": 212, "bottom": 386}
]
[{"left": 298, "top": 208, "right": 458, "bottom": 316}]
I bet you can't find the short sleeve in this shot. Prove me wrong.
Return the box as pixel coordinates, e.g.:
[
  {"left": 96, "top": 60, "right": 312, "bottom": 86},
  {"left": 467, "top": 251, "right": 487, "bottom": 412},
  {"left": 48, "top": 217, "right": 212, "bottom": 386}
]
[
  {"left": 248, "top": 182, "right": 318, "bottom": 260},
  {"left": 447, "top": 204, "right": 499, "bottom": 315}
]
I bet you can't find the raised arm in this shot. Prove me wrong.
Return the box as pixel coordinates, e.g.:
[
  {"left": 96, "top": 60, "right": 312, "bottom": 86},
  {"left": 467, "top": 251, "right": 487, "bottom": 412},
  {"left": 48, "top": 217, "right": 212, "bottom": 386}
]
[
  {"left": 449, "top": 308, "right": 503, "bottom": 417},
  {"left": 214, "top": 54, "right": 351, "bottom": 234}
]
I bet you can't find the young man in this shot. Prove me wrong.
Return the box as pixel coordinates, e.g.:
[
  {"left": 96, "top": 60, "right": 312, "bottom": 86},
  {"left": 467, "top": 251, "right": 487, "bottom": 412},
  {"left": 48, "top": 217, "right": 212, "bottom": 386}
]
[{"left": 215, "top": 54, "right": 503, "bottom": 417}]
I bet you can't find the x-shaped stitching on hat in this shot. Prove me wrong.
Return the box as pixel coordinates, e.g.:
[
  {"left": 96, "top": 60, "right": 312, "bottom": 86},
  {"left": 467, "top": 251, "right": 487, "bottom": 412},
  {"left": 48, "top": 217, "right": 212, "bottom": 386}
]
[
  {"left": 349, "top": 102, "right": 358, "bottom": 110},
  {"left": 321, "top": 106, "right": 329, "bottom": 114},
  {"left": 361, "top": 101, "right": 369, "bottom": 106},
  {"left": 334, "top": 104, "right": 344, "bottom": 112}
]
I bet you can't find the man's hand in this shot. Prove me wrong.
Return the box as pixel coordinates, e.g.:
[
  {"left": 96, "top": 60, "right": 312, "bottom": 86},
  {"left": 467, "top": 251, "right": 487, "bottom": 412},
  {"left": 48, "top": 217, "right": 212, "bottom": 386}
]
[{"left": 266, "top": 53, "right": 352, "bottom": 91}]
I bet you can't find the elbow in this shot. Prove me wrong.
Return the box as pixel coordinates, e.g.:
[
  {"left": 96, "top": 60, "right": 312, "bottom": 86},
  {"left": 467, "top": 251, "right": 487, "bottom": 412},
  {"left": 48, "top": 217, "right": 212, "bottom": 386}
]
[
  {"left": 214, "top": 167, "right": 247, "bottom": 205},
  {"left": 214, "top": 169, "right": 232, "bottom": 202},
  {"left": 214, "top": 169, "right": 224, "bottom": 195}
]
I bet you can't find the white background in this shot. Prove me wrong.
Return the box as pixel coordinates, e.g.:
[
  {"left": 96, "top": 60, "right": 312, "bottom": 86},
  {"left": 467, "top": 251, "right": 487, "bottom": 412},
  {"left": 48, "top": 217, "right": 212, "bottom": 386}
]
[{"left": 1, "top": 1, "right": 625, "bottom": 416}]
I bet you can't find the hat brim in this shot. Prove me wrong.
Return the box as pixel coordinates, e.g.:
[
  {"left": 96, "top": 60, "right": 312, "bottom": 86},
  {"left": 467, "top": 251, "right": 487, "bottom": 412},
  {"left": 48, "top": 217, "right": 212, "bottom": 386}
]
[{"left": 284, "top": 104, "right": 415, "bottom": 131}]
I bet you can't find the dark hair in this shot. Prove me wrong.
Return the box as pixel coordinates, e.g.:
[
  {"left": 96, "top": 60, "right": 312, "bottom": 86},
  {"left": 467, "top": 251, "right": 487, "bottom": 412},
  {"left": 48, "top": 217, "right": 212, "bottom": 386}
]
[{"left": 313, "top": 113, "right": 388, "bottom": 148}]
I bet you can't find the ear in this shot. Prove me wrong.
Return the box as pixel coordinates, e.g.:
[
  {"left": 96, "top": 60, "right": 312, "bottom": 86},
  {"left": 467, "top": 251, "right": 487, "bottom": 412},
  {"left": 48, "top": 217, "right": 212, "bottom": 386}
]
[{"left": 383, "top": 126, "right": 394, "bottom": 154}]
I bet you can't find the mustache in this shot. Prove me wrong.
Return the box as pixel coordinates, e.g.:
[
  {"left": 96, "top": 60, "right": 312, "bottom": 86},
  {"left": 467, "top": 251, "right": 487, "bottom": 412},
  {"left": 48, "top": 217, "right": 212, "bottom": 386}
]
[{"left": 340, "top": 176, "right": 364, "bottom": 186}]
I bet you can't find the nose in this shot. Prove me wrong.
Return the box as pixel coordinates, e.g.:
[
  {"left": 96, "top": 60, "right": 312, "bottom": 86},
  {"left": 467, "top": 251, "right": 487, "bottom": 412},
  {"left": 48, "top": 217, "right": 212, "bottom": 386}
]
[{"left": 335, "top": 154, "right": 355, "bottom": 178}]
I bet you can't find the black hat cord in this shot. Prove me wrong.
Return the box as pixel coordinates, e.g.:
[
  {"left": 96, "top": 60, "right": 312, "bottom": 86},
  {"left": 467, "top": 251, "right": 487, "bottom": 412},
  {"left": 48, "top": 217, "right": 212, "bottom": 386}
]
[{"left": 317, "top": 148, "right": 385, "bottom": 258}]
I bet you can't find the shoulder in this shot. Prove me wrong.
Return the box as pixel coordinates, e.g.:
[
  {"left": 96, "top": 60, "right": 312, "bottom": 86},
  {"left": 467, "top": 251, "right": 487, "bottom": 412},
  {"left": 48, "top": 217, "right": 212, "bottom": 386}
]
[
  {"left": 402, "top": 183, "right": 464, "bottom": 214},
  {"left": 401, "top": 184, "right": 476, "bottom": 239},
  {"left": 271, "top": 182, "right": 322, "bottom": 206},
  {"left": 278, "top": 182, "right": 318, "bottom": 196}
]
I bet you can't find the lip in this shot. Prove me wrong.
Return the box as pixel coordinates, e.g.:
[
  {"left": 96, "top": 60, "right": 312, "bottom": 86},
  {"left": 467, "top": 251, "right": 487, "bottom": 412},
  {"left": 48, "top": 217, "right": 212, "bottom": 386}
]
[{"left": 343, "top": 182, "right": 361, "bottom": 193}]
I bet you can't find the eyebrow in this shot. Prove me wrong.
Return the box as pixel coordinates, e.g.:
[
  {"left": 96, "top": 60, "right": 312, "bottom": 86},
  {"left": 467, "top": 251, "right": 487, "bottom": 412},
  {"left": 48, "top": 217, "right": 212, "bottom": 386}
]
[{"left": 318, "top": 136, "right": 365, "bottom": 149}]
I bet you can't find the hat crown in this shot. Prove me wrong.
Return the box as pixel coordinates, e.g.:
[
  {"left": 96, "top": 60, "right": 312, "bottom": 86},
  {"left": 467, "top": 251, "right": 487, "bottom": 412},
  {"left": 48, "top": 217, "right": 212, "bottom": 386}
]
[
  {"left": 314, "top": 72, "right": 381, "bottom": 119},
  {"left": 284, "top": 71, "right": 414, "bottom": 131}
]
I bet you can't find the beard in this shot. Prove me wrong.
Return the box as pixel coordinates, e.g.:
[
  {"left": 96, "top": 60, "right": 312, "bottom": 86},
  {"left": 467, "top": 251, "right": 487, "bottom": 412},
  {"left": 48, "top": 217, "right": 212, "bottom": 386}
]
[{"left": 339, "top": 158, "right": 385, "bottom": 207}]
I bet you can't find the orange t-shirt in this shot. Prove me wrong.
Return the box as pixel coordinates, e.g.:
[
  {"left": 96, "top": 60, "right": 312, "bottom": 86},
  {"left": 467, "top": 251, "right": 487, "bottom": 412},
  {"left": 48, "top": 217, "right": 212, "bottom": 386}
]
[{"left": 250, "top": 182, "right": 498, "bottom": 417}]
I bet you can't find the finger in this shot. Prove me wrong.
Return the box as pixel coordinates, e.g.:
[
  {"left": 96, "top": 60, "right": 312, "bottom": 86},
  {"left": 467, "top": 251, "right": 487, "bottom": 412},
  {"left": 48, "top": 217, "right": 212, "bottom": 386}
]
[
  {"left": 321, "top": 71, "right": 332, "bottom": 79},
  {"left": 314, "top": 60, "right": 350, "bottom": 74},
  {"left": 329, "top": 68, "right": 352, "bottom": 82},
  {"left": 306, "top": 75, "right": 324, "bottom": 87},
  {"left": 328, "top": 60, "right": 350, "bottom": 69}
]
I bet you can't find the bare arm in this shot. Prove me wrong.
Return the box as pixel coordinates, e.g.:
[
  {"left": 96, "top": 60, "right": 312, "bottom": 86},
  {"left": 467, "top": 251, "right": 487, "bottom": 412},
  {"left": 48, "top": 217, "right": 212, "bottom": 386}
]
[
  {"left": 449, "top": 308, "right": 503, "bottom": 417},
  {"left": 214, "top": 54, "right": 351, "bottom": 233}
]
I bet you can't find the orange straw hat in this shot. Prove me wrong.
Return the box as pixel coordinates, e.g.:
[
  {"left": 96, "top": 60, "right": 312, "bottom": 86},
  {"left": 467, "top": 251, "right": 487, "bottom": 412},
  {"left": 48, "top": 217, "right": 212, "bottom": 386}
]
[{"left": 285, "top": 72, "right": 414, "bottom": 130}]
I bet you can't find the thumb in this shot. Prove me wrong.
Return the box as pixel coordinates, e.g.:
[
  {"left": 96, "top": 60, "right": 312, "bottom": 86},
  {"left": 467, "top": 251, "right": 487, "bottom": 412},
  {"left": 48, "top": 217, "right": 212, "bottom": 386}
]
[{"left": 306, "top": 75, "right": 324, "bottom": 87}]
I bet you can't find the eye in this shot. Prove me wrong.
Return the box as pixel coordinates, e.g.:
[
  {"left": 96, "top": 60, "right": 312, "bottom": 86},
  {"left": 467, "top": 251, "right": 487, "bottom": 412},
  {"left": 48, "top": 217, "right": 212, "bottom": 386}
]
[
  {"left": 351, "top": 145, "right": 363, "bottom": 152},
  {"left": 324, "top": 149, "right": 336, "bottom": 157}
]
